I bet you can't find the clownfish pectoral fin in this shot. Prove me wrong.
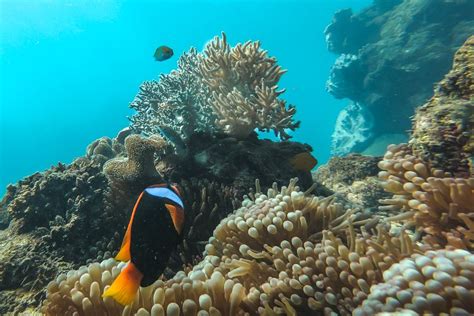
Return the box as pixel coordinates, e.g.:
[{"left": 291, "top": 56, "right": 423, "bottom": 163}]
[
  {"left": 165, "top": 203, "right": 185, "bottom": 235},
  {"left": 115, "top": 192, "right": 145, "bottom": 262},
  {"left": 115, "top": 230, "right": 131, "bottom": 262},
  {"left": 102, "top": 262, "right": 143, "bottom": 306}
]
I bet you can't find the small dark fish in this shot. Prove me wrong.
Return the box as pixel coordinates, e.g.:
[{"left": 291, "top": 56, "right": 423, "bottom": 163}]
[
  {"left": 103, "top": 183, "right": 184, "bottom": 305},
  {"left": 154, "top": 45, "right": 173, "bottom": 61},
  {"left": 290, "top": 152, "right": 318, "bottom": 172}
]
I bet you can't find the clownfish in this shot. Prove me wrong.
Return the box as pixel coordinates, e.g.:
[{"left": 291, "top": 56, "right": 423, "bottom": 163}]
[
  {"left": 154, "top": 45, "right": 174, "bottom": 61},
  {"left": 103, "top": 183, "right": 184, "bottom": 305}
]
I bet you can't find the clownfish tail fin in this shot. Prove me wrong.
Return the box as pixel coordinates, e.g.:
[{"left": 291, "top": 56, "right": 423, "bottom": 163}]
[{"left": 102, "top": 262, "right": 143, "bottom": 306}]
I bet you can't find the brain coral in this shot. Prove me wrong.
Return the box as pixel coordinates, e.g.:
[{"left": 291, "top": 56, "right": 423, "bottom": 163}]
[{"left": 41, "top": 179, "right": 425, "bottom": 315}]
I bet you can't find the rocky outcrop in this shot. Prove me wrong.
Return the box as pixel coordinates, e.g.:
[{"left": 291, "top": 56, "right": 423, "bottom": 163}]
[{"left": 326, "top": 0, "right": 474, "bottom": 155}]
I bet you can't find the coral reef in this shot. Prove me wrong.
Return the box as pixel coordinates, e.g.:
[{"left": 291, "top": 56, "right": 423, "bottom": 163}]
[
  {"left": 354, "top": 249, "right": 474, "bottom": 315},
  {"left": 199, "top": 33, "right": 299, "bottom": 140},
  {"left": 42, "top": 179, "right": 399, "bottom": 316},
  {"left": 313, "top": 154, "right": 389, "bottom": 209},
  {"left": 129, "top": 48, "right": 216, "bottom": 146},
  {"left": 130, "top": 33, "right": 298, "bottom": 145},
  {"left": 411, "top": 35, "right": 474, "bottom": 177},
  {"left": 378, "top": 38, "right": 474, "bottom": 250},
  {"left": 325, "top": 0, "right": 474, "bottom": 154},
  {"left": 159, "top": 132, "right": 315, "bottom": 191},
  {"left": 0, "top": 158, "right": 123, "bottom": 313}
]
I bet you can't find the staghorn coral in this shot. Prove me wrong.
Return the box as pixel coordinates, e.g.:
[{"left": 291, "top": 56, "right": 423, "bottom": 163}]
[
  {"left": 199, "top": 33, "right": 299, "bottom": 140},
  {"left": 354, "top": 249, "right": 474, "bottom": 315},
  {"left": 41, "top": 179, "right": 423, "bottom": 315},
  {"left": 130, "top": 33, "right": 299, "bottom": 144},
  {"left": 378, "top": 143, "right": 474, "bottom": 249},
  {"left": 411, "top": 35, "right": 474, "bottom": 177}
]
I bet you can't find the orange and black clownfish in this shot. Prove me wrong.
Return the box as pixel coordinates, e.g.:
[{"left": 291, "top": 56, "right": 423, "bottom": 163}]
[{"left": 103, "top": 183, "right": 184, "bottom": 305}]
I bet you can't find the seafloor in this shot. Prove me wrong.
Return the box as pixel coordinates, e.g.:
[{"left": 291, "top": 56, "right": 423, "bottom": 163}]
[{"left": 0, "top": 1, "right": 473, "bottom": 315}]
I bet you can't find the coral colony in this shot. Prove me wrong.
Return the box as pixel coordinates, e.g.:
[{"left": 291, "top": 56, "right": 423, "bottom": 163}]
[{"left": 0, "top": 6, "right": 473, "bottom": 315}]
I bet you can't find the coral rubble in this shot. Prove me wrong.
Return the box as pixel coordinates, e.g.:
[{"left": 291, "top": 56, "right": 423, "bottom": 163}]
[{"left": 326, "top": 0, "right": 474, "bottom": 155}]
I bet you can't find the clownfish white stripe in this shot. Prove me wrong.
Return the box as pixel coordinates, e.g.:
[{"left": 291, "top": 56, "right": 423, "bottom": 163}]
[{"left": 145, "top": 187, "right": 184, "bottom": 209}]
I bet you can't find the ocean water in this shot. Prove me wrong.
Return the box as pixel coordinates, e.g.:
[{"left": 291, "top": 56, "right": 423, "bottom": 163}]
[{"left": 0, "top": 0, "right": 371, "bottom": 194}]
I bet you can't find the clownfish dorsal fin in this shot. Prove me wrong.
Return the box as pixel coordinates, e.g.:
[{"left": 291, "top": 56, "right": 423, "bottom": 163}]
[{"left": 115, "top": 192, "right": 144, "bottom": 262}]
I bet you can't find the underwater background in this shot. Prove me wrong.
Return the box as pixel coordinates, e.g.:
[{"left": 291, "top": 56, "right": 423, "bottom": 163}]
[
  {"left": 0, "top": 0, "right": 370, "bottom": 194},
  {"left": 1, "top": 0, "right": 473, "bottom": 315}
]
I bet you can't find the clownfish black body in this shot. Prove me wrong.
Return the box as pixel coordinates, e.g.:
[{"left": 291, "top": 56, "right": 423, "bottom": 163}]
[{"left": 103, "top": 184, "right": 184, "bottom": 305}]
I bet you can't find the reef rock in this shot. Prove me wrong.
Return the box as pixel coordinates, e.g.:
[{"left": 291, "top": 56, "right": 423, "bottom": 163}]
[
  {"left": 313, "top": 154, "right": 389, "bottom": 209},
  {"left": 325, "top": 0, "right": 474, "bottom": 155},
  {"left": 411, "top": 35, "right": 474, "bottom": 177}
]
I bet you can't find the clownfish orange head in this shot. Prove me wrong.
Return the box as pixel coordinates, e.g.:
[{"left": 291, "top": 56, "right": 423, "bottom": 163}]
[
  {"left": 103, "top": 183, "right": 184, "bottom": 306},
  {"left": 154, "top": 45, "right": 174, "bottom": 61}
]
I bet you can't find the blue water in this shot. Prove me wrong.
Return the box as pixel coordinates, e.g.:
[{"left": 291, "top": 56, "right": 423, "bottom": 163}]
[{"left": 0, "top": 0, "right": 371, "bottom": 194}]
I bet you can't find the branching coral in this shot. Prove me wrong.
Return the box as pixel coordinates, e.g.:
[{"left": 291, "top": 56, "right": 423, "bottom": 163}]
[
  {"left": 41, "top": 179, "right": 425, "bottom": 315},
  {"left": 129, "top": 48, "right": 217, "bottom": 145},
  {"left": 354, "top": 249, "right": 474, "bottom": 315},
  {"left": 378, "top": 144, "right": 474, "bottom": 249},
  {"left": 199, "top": 33, "right": 299, "bottom": 140},
  {"left": 130, "top": 33, "right": 299, "bottom": 144}
]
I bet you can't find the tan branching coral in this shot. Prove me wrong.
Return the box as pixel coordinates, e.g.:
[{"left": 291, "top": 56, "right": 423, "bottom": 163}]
[
  {"left": 378, "top": 143, "right": 474, "bottom": 249},
  {"left": 354, "top": 249, "right": 474, "bottom": 315},
  {"left": 41, "top": 179, "right": 424, "bottom": 315},
  {"left": 199, "top": 33, "right": 299, "bottom": 140}
]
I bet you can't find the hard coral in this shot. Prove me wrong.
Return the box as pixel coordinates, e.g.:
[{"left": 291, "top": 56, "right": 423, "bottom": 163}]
[
  {"left": 130, "top": 33, "right": 299, "bottom": 145},
  {"left": 104, "top": 134, "right": 168, "bottom": 194},
  {"left": 129, "top": 48, "right": 217, "bottom": 146},
  {"left": 199, "top": 33, "right": 299, "bottom": 140}
]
